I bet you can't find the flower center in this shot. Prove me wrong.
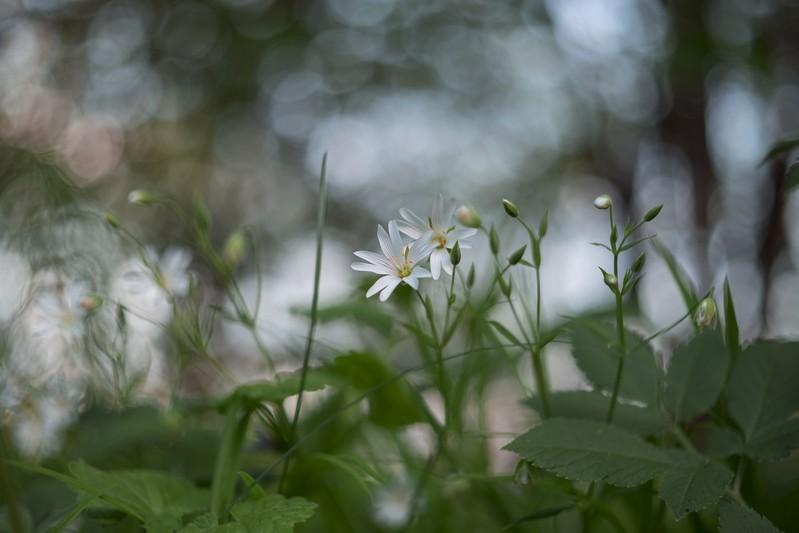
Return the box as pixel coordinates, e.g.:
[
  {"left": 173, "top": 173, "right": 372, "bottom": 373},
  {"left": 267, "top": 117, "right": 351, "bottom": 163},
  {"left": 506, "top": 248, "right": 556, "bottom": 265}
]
[{"left": 432, "top": 233, "right": 447, "bottom": 248}]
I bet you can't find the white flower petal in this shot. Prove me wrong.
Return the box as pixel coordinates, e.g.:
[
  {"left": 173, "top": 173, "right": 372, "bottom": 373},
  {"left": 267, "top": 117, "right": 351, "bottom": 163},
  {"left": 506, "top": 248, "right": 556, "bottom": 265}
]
[
  {"left": 412, "top": 266, "right": 432, "bottom": 279},
  {"left": 403, "top": 275, "right": 419, "bottom": 290},
  {"left": 440, "top": 252, "right": 454, "bottom": 276},
  {"left": 378, "top": 277, "right": 403, "bottom": 301},
  {"left": 396, "top": 219, "right": 424, "bottom": 239},
  {"left": 441, "top": 197, "right": 457, "bottom": 228},
  {"left": 352, "top": 262, "right": 394, "bottom": 275},
  {"left": 430, "top": 250, "right": 442, "bottom": 280},
  {"left": 354, "top": 250, "right": 393, "bottom": 268},
  {"left": 387, "top": 220, "right": 405, "bottom": 255},
  {"left": 398, "top": 208, "right": 428, "bottom": 233},
  {"left": 376, "top": 224, "right": 395, "bottom": 260},
  {"left": 367, "top": 275, "right": 398, "bottom": 298}
]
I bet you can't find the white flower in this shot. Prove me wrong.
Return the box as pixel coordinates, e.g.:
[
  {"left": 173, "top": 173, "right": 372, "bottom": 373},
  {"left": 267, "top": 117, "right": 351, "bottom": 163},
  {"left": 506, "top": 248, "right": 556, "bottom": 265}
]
[
  {"left": 123, "top": 247, "right": 192, "bottom": 302},
  {"left": 593, "top": 194, "right": 612, "bottom": 210},
  {"left": 373, "top": 479, "right": 415, "bottom": 528},
  {"left": 29, "top": 281, "right": 91, "bottom": 345},
  {"left": 397, "top": 194, "right": 477, "bottom": 280},
  {"left": 352, "top": 220, "right": 436, "bottom": 301}
]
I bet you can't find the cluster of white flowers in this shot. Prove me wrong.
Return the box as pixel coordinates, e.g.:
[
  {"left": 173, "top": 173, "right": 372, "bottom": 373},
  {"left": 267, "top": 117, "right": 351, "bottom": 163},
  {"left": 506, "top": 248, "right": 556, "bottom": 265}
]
[
  {"left": 352, "top": 195, "right": 477, "bottom": 301},
  {"left": 0, "top": 245, "right": 192, "bottom": 460}
]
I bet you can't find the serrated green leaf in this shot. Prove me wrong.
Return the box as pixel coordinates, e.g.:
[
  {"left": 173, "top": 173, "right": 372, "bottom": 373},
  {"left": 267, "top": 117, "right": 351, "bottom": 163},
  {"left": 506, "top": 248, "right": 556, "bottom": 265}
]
[
  {"left": 707, "top": 426, "right": 744, "bottom": 458},
  {"left": 326, "top": 352, "right": 424, "bottom": 427},
  {"left": 718, "top": 501, "right": 783, "bottom": 533},
  {"left": 725, "top": 342, "right": 799, "bottom": 458},
  {"left": 658, "top": 458, "right": 732, "bottom": 520},
  {"left": 568, "top": 320, "right": 659, "bottom": 405},
  {"left": 178, "top": 512, "right": 245, "bottom": 533},
  {"left": 664, "top": 330, "right": 729, "bottom": 422},
  {"left": 229, "top": 494, "right": 317, "bottom": 533},
  {"left": 524, "top": 391, "right": 669, "bottom": 436},
  {"left": 68, "top": 461, "right": 208, "bottom": 531},
  {"left": 745, "top": 417, "right": 799, "bottom": 461},
  {"left": 503, "top": 418, "right": 672, "bottom": 487}
]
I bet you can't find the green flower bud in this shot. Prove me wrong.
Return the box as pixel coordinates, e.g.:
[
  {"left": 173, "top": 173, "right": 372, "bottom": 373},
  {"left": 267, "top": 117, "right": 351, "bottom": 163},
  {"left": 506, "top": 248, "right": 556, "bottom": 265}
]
[
  {"left": 538, "top": 210, "right": 548, "bottom": 239},
  {"left": 631, "top": 253, "right": 646, "bottom": 273},
  {"left": 502, "top": 199, "right": 519, "bottom": 218},
  {"left": 498, "top": 274, "right": 512, "bottom": 298},
  {"left": 223, "top": 229, "right": 247, "bottom": 266},
  {"left": 467, "top": 264, "right": 475, "bottom": 288},
  {"left": 644, "top": 204, "right": 663, "bottom": 222},
  {"left": 610, "top": 225, "right": 618, "bottom": 245},
  {"left": 127, "top": 189, "right": 156, "bottom": 205},
  {"left": 450, "top": 241, "right": 461, "bottom": 266},
  {"left": 103, "top": 211, "right": 122, "bottom": 229},
  {"left": 508, "top": 244, "right": 526, "bottom": 265},
  {"left": 594, "top": 194, "right": 612, "bottom": 210},
  {"left": 694, "top": 298, "right": 717, "bottom": 329},
  {"left": 489, "top": 225, "right": 500, "bottom": 255},
  {"left": 455, "top": 204, "right": 482, "bottom": 228}
]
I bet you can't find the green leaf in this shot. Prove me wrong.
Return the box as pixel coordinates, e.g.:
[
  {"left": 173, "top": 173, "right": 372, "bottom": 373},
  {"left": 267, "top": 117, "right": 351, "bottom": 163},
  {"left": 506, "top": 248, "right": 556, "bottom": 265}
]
[
  {"left": 761, "top": 134, "right": 799, "bottom": 164},
  {"left": 524, "top": 391, "right": 669, "bottom": 436},
  {"left": 68, "top": 461, "right": 208, "bottom": 531},
  {"left": 664, "top": 330, "right": 729, "bottom": 422},
  {"left": 310, "top": 453, "right": 386, "bottom": 499},
  {"left": 652, "top": 239, "right": 699, "bottom": 312},
  {"left": 784, "top": 161, "right": 799, "bottom": 194},
  {"left": 745, "top": 418, "right": 799, "bottom": 461},
  {"left": 707, "top": 426, "right": 744, "bottom": 458},
  {"left": 723, "top": 277, "right": 740, "bottom": 353},
  {"left": 488, "top": 320, "right": 524, "bottom": 347},
  {"left": 179, "top": 513, "right": 245, "bottom": 532},
  {"left": 224, "top": 368, "right": 340, "bottom": 411},
  {"left": 238, "top": 472, "right": 266, "bottom": 500},
  {"left": 657, "top": 458, "right": 732, "bottom": 520},
  {"left": 725, "top": 342, "right": 799, "bottom": 460},
  {"left": 718, "top": 501, "right": 783, "bottom": 533},
  {"left": 568, "top": 319, "right": 659, "bottom": 405},
  {"left": 229, "top": 494, "right": 317, "bottom": 533},
  {"left": 327, "top": 351, "right": 424, "bottom": 427},
  {"left": 503, "top": 418, "right": 672, "bottom": 487}
]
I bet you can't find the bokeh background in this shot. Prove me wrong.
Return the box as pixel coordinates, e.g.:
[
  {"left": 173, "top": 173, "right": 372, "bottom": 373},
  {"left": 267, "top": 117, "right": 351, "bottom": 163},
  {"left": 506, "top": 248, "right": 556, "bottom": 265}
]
[{"left": 2, "top": 0, "right": 799, "bottom": 351}]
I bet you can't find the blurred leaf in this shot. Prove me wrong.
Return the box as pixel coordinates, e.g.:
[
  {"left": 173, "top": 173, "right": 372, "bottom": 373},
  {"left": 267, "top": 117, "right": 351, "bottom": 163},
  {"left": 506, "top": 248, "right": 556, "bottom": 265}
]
[
  {"left": 68, "top": 461, "right": 208, "bottom": 532},
  {"left": 707, "top": 426, "right": 744, "bottom": 458},
  {"left": 311, "top": 300, "right": 394, "bottom": 335},
  {"left": 220, "top": 368, "right": 341, "bottom": 411},
  {"left": 568, "top": 319, "right": 659, "bottom": 405},
  {"left": 310, "top": 452, "right": 386, "bottom": 499},
  {"left": 723, "top": 277, "right": 740, "bottom": 353},
  {"left": 657, "top": 457, "right": 732, "bottom": 520},
  {"left": 718, "top": 501, "right": 783, "bottom": 533},
  {"left": 664, "top": 330, "right": 729, "bottom": 422},
  {"left": 725, "top": 342, "right": 799, "bottom": 460},
  {"left": 503, "top": 418, "right": 672, "bottom": 487},
  {"left": 524, "top": 390, "right": 669, "bottom": 436},
  {"left": 784, "top": 161, "right": 799, "bottom": 194},
  {"left": 488, "top": 320, "right": 524, "bottom": 347},
  {"left": 652, "top": 239, "right": 699, "bottom": 312},
  {"left": 0, "top": 504, "right": 33, "bottom": 533},
  {"left": 761, "top": 134, "right": 799, "bottom": 165},
  {"left": 745, "top": 418, "right": 799, "bottom": 461},
  {"left": 229, "top": 495, "right": 317, "bottom": 533},
  {"left": 238, "top": 471, "right": 266, "bottom": 500},
  {"left": 326, "top": 352, "right": 424, "bottom": 427},
  {"left": 503, "top": 505, "right": 576, "bottom": 530}
]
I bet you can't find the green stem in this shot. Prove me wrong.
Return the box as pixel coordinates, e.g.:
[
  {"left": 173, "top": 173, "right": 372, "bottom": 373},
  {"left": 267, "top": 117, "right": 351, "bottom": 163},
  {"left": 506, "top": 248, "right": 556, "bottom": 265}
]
[
  {"left": 606, "top": 213, "right": 626, "bottom": 424},
  {"left": 0, "top": 431, "right": 25, "bottom": 533}
]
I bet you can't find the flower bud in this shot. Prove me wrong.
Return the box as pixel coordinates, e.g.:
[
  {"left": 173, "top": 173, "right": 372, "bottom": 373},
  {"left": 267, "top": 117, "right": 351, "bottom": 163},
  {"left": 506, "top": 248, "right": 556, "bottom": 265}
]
[
  {"left": 80, "top": 293, "right": 103, "bottom": 313},
  {"left": 489, "top": 225, "right": 500, "bottom": 255},
  {"left": 127, "top": 189, "right": 156, "bottom": 205},
  {"left": 694, "top": 298, "right": 717, "bottom": 329},
  {"left": 538, "top": 211, "right": 548, "bottom": 239},
  {"left": 594, "top": 195, "right": 612, "bottom": 210},
  {"left": 103, "top": 211, "right": 122, "bottom": 229},
  {"left": 498, "top": 275, "right": 512, "bottom": 298},
  {"left": 455, "top": 204, "right": 482, "bottom": 228},
  {"left": 449, "top": 241, "right": 461, "bottom": 266},
  {"left": 631, "top": 253, "right": 646, "bottom": 273},
  {"left": 502, "top": 199, "right": 519, "bottom": 218},
  {"left": 508, "top": 244, "right": 526, "bottom": 265},
  {"left": 603, "top": 273, "right": 618, "bottom": 289},
  {"left": 223, "top": 229, "right": 247, "bottom": 266},
  {"left": 467, "top": 264, "right": 475, "bottom": 288},
  {"left": 644, "top": 204, "right": 663, "bottom": 222}
]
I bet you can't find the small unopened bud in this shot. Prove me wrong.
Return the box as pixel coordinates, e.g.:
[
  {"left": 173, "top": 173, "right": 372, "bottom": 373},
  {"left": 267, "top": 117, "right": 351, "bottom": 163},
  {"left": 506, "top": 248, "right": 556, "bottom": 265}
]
[
  {"left": 80, "top": 294, "right": 103, "bottom": 313},
  {"left": 223, "top": 229, "right": 247, "bottom": 266},
  {"left": 610, "top": 225, "right": 618, "bottom": 245},
  {"left": 631, "top": 253, "right": 646, "bottom": 273},
  {"left": 594, "top": 195, "right": 612, "bottom": 210},
  {"left": 103, "top": 211, "right": 122, "bottom": 229},
  {"left": 455, "top": 204, "right": 482, "bottom": 228},
  {"left": 539, "top": 211, "right": 548, "bottom": 239},
  {"left": 694, "top": 298, "right": 717, "bottom": 329},
  {"left": 502, "top": 199, "right": 519, "bottom": 218},
  {"left": 644, "top": 204, "right": 663, "bottom": 222},
  {"left": 127, "top": 189, "right": 156, "bottom": 205},
  {"left": 498, "top": 275, "right": 512, "bottom": 298},
  {"left": 489, "top": 225, "right": 500, "bottom": 255},
  {"left": 450, "top": 241, "right": 461, "bottom": 266},
  {"left": 508, "top": 244, "right": 526, "bottom": 265},
  {"left": 467, "top": 264, "right": 475, "bottom": 288},
  {"left": 603, "top": 273, "right": 618, "bottom": 289}
]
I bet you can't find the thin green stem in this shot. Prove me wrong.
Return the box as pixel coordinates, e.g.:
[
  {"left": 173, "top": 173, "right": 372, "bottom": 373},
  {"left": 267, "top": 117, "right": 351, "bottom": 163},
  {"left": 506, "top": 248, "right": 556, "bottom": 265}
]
[
  {"left": 280, "top": 153, "right": 328, "bottom": 490},
  {"left": 0, "top": 431, "right": 25, "bottom": 533},
  {"left": 606, "top": 209, "right": 627, "bottom": 424}
]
